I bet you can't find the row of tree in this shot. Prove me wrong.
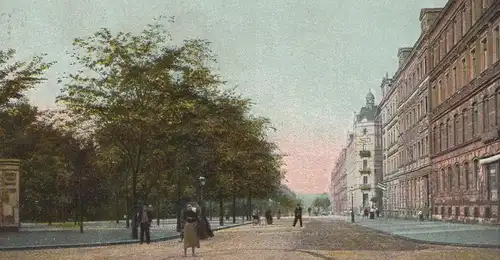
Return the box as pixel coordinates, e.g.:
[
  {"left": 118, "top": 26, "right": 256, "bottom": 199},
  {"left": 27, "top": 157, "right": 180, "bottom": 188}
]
[
  {"left": 311, "top": 193, "right": 332, "bottom": 215},
  {"left": 0, "top": 18, "right": 299, "bottom": 235}
]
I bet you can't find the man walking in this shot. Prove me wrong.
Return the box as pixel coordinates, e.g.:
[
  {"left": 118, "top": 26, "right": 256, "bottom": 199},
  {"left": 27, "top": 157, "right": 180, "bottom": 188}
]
[
  {"left": 292, "top": 204, "right": 303, "bottom": 227},
  {"left": 136, "top": 204, "right": 152, "bottom": 244}
]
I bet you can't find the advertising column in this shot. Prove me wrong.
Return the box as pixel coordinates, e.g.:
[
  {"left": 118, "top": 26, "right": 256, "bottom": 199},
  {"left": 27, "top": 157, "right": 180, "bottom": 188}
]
[{"left": 0, "top": 159, "right": 21, "bottom": 232}]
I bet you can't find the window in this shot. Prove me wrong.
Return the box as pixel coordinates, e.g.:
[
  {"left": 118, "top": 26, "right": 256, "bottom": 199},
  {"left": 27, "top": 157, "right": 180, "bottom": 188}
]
[
  {"left": 497, "top": 89, "right": 500, "bottom": 125},
  {"left": 445, "top": 73, "right": 450, "bottom": 98},
  {"left": 363, "top": 160, "right": 368, "bottom": 169},
  {"left": 461, "top": 9, "right": 467, "bottom": 36},
  {"left": 461, "top": 57, "right": 467, "bottom": 86},
  {"left": 363, "top": 176, "right": 368, "bottom": 184},
  {"left": 484, "top": 207, "right": 491, "bottom": 218},
  {"left": 464, "top": 207, "right": 470, "bottom": 217},
  {"left": 474, "top": 159, "right": 480, "bottom": 190},
  {"left": 447, "top": 118, "right": 453, "bottom": 147},
  {"left": 363, "top": 128, "right": 367, "bottom": 135},
  {"left": 448, "top": 167, "right": 454, "bottom": 191},
  {"left": 462, "top": 109, "right": 468, "bottom": 141},
  {"left": 483, "top": 96, "right": 489, "bottom": 132},
  {"left": 455, "top": 206, "right": 460, "bottom": 217},
  {"left": 456, "top": 164, "right": 461, "bottom": 189},
  {"left": 454, "top": 114, "right": 460, "bottom": 144},
  {"left": 452, "top": 66, "right": 457, "bottom": 94},
  {"left": 494, "top": 25, "right": 500, "bottom": 62},
  {"left": 473, "top": 207, "right": 479, "bottom": 218},
  {"left": 481, "top": 37, "right": 488, "bottom": 72},
  {"left": 464, "top": 162, "right": 470, "bottom": 190},
  {"left": 482, "top": 0, "right": 488, "bottom": 10},
  {"left": 486, "top": 163, "right": 497, "bottom": 200},
  {"left": 362, "top": 193, "right": 369, "bottom": 207},
  {"left": 472, "top": 0, "right": 476, "bottom": 24},
  {"left": 470, "top": 48, "right": 476, "bottom": 80},
  {"left": 472, "top": 102, "right": 479, "bottom": 137}
]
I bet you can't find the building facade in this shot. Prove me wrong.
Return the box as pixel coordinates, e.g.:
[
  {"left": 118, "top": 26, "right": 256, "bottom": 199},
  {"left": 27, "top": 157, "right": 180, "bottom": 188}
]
[
  {"left": 429, "top": 0, "right": 500, "bottom": 224},
  {"left": 330, "top": 148, "right": 347, "bottom": 214},
  {"left": 330, "top": 92, "right": 380, "bottom": 215}
]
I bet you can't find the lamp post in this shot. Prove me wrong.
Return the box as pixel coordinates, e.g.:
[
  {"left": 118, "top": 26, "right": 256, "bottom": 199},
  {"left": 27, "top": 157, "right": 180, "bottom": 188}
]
[
  {"left": 348, "top": 186, "right": 355, "bottom": 223},
  {"left": 198, "top": 176, "right": 206, "bottom": 213}
]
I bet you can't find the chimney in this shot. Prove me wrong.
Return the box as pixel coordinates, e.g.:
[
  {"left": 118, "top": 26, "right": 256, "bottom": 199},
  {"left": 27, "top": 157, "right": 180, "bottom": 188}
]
[
  {"left": 398, "top": 47, "right": 413, "bottom": 68},
  {"left": 420, "top": 8, "right": 443, "bottom": 34}
]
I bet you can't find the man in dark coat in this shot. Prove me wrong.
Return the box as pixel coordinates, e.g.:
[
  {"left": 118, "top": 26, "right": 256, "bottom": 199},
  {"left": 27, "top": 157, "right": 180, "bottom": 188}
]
[
  {"left": 293, "top": 204, "right": 303, "bottom": 227},
  {"left": 136, "top": 204, "right": 153, "bottom": 244}
]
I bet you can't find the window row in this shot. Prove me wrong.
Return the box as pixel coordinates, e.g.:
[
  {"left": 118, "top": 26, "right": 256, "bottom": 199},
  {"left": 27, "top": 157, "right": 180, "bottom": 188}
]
[
  {"left": 431, "top": 9, "right": 500, "bottom": 109},
  {"left": 384, "top": 134, "right": 429, "bottom": 174},
  {"left": 432, "top": 0, "right": 493, "bottom": 69},
  {"left": 400, "top": 96, "right": 429, "bottom": 132},
  {"left": 434, "top": 160, "right": 497, "bottom": 199},
  {"left": 432, "top": 90, "right": 500, "bottom": 154}
]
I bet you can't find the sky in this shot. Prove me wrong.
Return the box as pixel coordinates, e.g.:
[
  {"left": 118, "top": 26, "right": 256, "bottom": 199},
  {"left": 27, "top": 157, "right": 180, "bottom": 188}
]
[{"left": 0, "top": 0, "right": 447, "bottom": 194}]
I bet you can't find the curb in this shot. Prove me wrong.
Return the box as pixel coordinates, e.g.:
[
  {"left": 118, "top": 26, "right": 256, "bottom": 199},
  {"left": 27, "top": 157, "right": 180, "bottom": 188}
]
[
  {"left": 0, "top": 222, "right": 251, "bottom": 252},
  {"left": 345, "top": 220, "right": 500, "bottom": 249}
]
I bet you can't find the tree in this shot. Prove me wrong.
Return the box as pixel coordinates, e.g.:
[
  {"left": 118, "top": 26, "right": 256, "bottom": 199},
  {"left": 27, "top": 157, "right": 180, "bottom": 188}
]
[
  {"left": 0, "top": 49, "right": 54, "bottom": 108},
  {"left": 312, "top": 193, "right": 331, "bottom": 213}
]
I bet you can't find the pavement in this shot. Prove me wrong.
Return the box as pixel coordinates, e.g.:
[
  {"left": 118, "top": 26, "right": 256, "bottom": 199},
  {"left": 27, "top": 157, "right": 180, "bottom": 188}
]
[
  {"left": 2, "top": 216, "right": 499, "bottom": 259},
  {"left": 0, "top": 218, "right": 247, "bottom": 250},
  {"left": 333, "top": 215, "right": 500, "bottom": 247}
]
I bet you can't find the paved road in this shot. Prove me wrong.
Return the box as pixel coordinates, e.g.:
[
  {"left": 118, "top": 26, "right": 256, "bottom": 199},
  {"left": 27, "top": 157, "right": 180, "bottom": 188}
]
[
  {"left": 1, "top": 218, "right": 245, "bottom": 249},
  {"left": 2, "top": 217, "right": 499, "bottom": 259},
  {"left": 334, "top": 215, "right": 500, "bottom": 246}
]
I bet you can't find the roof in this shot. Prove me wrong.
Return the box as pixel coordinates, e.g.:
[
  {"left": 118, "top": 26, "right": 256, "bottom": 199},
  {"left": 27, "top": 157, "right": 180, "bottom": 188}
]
[{"left": 356, "top": 105, "right": 378, "bottom": 122}]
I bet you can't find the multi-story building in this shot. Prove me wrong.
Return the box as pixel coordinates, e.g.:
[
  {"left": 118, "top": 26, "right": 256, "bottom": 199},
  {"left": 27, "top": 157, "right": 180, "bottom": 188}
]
[
  {"left": 379, "top": 8, "right": 443, "bottom": 219},
  {"left": 330, "top": 148, "right": 347, "bottom": 214},
  {"left": 429, "top": 0, "right": 500, "bottom": 224},
  {"left": 330, "top": 92, "right": 380, "bottom": 214}
]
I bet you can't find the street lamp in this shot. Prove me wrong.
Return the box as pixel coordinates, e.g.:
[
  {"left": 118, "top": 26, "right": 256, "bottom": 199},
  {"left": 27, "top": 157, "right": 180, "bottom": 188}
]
[
  {"left": 348, "top": 186, "right": 355, "bottom": 223},
  {"left": 198, "top": 176, "right": 206, "bottom": 213}
]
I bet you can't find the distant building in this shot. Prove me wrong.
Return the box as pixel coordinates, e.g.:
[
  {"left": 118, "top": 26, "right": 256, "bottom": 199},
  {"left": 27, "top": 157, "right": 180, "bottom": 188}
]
[{"left": 330, "top": 92, "right": 380, "bottom": 214}]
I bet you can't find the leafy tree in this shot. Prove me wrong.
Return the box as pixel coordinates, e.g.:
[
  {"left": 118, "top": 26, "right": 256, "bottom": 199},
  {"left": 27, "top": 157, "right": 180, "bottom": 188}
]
[{"left": 312, "top": 193, "right": 331, "bottom": 213}]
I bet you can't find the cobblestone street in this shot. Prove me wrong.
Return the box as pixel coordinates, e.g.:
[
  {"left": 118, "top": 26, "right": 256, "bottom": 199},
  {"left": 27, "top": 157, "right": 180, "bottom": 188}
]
[{"left": 1, "top": 217, "right": 499, "bottom": 259}]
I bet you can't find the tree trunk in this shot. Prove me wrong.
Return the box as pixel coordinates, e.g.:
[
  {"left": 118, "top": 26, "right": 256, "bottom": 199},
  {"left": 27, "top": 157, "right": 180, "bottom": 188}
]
[
  {"left": 247, "top": 191, "right": 252, "bottom": 221},
  {"left": 131, "top": 170, "right": 138, "bottom": 239},
  {"left": 175, "top": 181, "right": 182, "bottom": 232},
  {"left": 116, "top": 194, "right": 120, "bottom": 224},
  {"left": 232, "top": 192, "right": 236, "bottom": 223},
  {"left": 156, "top": 198, "right": 160, "bottom": 226},
  {"left": 219, "top": 198, "right": 224, "bottom": 226},
  {"left": 209, "top": 200, "right": 212, "bottom": 220}
]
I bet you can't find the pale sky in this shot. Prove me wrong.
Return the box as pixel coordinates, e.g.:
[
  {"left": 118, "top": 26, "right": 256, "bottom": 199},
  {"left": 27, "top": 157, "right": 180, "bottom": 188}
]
[{"left": 0, "top": 0, "right": 447, "bottom": 194}]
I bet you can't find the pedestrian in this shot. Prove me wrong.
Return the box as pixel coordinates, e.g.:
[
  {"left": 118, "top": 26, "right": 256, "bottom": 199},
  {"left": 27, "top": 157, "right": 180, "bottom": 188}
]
[
  {"left": 265, "top": 209, "right": 273, "bottom": 225},
  {"left": 307, "top": 207, "right": 312, "bottom": 216},
  {"left": 293, "top": 204, "right": 303, "bottom": 227},
  {"left": 183, "top": 203, "right": 200, "bottom": 257},
  {"left": 136, "top": 204, "right": 152, "bottom": 244},
  {"left": 369, "top": 207, "right": 375, "bottom": 219},
  {"left": 197, "top": 205, "right": 214, "bottom": 239},
  {"left": 277, "top": 209, "right": 281, "bottom": 220},
  {"left": 364, "top": 208, "right": 369, "bottom": 218},
  {"left": 376, "top": 208, "right": 380, "bottom": 218}
]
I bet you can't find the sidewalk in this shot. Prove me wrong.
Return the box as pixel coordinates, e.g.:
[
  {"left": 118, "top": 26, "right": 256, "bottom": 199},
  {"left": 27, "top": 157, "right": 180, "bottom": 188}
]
[
  {"left": 333, "top": 215, "right": 500, "bottom": 247},
  {"left": 0, "top": 219, "right": 250, "bottom": 251}
]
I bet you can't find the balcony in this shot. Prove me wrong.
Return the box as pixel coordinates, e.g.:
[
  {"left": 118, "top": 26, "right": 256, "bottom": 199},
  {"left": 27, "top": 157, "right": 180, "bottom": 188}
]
[
  {"left": 359, "top": 150, "right": 371, "bottom": 158},
  {"left": 359, "top": 184, "right": 371, "bottom": 190},
  {"left": 359, "top": 168, "right": 371, "bottom": 174}
]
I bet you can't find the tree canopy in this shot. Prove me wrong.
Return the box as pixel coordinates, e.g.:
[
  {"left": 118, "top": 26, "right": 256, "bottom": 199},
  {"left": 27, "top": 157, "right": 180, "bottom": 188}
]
[{"left": 0, "top": 18, "right": 293, "bottom": 226}]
